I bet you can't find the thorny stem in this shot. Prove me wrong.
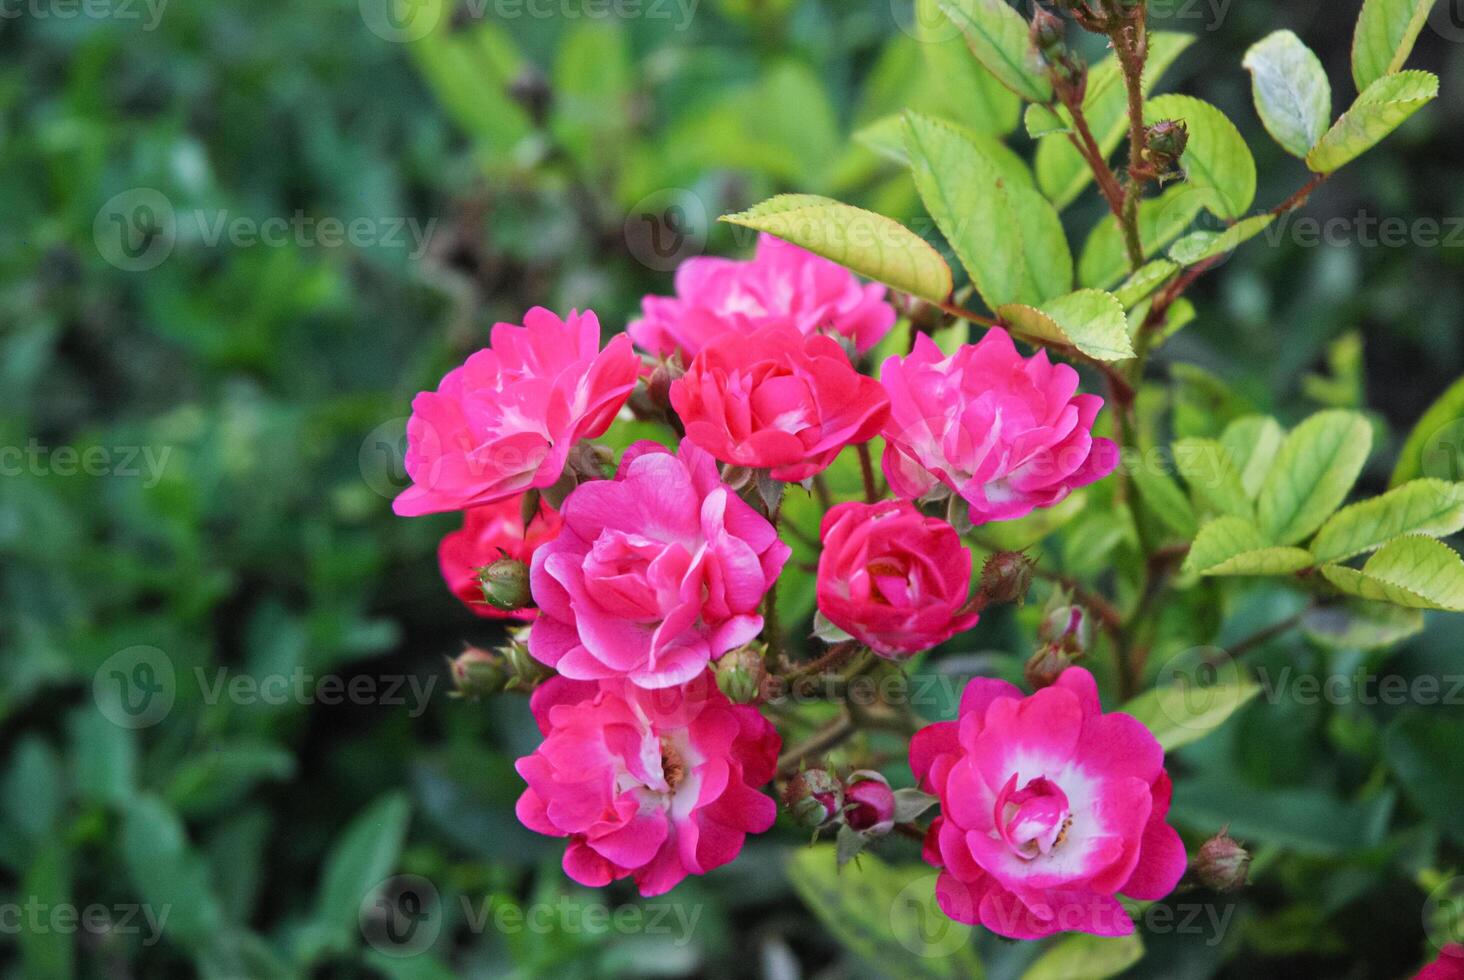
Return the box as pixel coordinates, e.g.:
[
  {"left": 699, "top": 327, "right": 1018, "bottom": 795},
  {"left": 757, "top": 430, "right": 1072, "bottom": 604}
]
[{"left": 1111, "top": 5, "right": 1151, "bottom": 272}]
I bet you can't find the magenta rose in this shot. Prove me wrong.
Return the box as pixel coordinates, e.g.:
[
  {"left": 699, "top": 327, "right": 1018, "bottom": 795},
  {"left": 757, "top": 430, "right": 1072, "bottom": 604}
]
[
  {"left": 670, "top": 324, "right": 889, "bottom": 482},
  {"left": 528, "top": 440, "right": 791, "bottom": 689},
  {"left": 1418, "top": 946, "right": 1464, "bottom": 980},
  {"left": 629, "top": 234, "right": 896, "bottom": 361},
  {"left": 515, "top": 672, "right": 780, "bottom": 896},
  {"left": 910, "top": 668, "right": 1186, "bottom": 939},
  {"left": 880, "top": 328, "right": 1119, "bottom": 525},
  {"left": 437, "top": 495, "right": 563, "bottom": 619},
  {"left": 816, "top": 500, "right": 978, "bottom": 658},
  {"left": 393, "top": 308, "right": 638, "bottom": 517}
]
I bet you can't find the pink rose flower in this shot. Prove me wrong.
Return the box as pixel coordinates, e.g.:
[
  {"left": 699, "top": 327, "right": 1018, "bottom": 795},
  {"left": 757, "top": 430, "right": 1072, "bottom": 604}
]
[
  {"left": 393, "top": 308, "right": 638, "bottom": 517},
  {"left": 437, "top": 495, "right": 563, "bottom": 619},
  {"left": 528, "top": 440, "right": 791, "bottom": 689},
  {"left": 670, "top": 324, "right": 890, "bottom": 482},
  {"left": 515, "top": 672, "right": 780, "bottom": 896},
  {"left": 629, "top": 234, "right": 896, "bottom": 360},
  {"left": 1417, "top": 946, "right": 1464, "bottom": 980},
  {"left": 844, "top": 771, "right": 897, "bottom": 836},
  {"left": 816, "top": 500, "right": 978, "bottom": 658},
  {"left": 880, "top": 329, "right": 1119, "bottom": 525},
  {"left": 910, "top": 667, "right": 1187, "bottom": 939}
]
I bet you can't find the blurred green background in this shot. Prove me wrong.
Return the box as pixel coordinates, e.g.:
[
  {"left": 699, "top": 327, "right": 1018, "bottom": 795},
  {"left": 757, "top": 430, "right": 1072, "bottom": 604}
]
[{"left": 3, "top": 0, "right": 1464, "bottom": 976}]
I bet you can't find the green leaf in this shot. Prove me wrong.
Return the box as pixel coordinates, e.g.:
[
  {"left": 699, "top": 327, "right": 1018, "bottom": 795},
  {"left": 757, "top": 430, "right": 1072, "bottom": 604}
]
[
  {"left": 935, "top": 0, "right": 1050, "bottom": 103},
  {"left": 1320, "top": 535, "right": 1464, "bottom": 611},
  {"left": 1390, "top": 375, "right": 1464, "bottom": 487},
  {"left": 1079, "top": 184, "right": 1209, "bottom": 289},
  {"left": 1132, "top": 463, "right": 1198, "bottom": 538},
  {"left": 998, "top": 289, "right": 1133, "bottom": 361},
  {"left": 1169, "top": 215, "right": 1277, "bottom": 266},
  {"left": 787, "top": 845, "right": 984, "bottom": 978},
  {"left": 1124, "top": 679, "right": 1262, "bottom": 752},
  {"left": 1020, "top": 932, "right": 1144, "bottom": 980},
  {"left": 1243, "top": 30, "right": 1332, "bottom": 158},
  {"left": 1256, "top": 410, "right": 1373, "bottom": 545},
  {"left": 1184, "top": 516, "right": 1316, "bottom": 576},
  {"left": 1173, "top": 438, "right": 1252, "bottom": 518},
  {"left": 1112, "top": 259, "right": 1178, "bottom": 309},
  {"left": 314, "top": 793, "right": 412, "bottom": 949},
  {"left": 407, "top": 15, "right": 533, "bottom": 170},
  {"left": 122, "top": 795, "right": 223, "bottom": 948},
  {"left": 20, "top": 842, "right": 73, "bottom": 980},
  {"left": 164, "top": 740, "right": 297, "bottom": 818},
  {"left": 913, "top": 0, "right": 1023, "bottom": 135},
  {"left": 68, "top": 707, "right": 137, "bottom": 807},
  {"left": 1301, "top": 600, "right": 1425, "bottom": 650},
  {"left": 1025, "top": 103, "right": 1068, "bottom": 137},
  {"left": 903, "top": 112, "right": 1065, "bottom": 308},
  {"left": 1306, "top": 70, "right": 1439, "bottom": 174},
  {"left": 3, "top": 737, "right": 63, "bottom": 842},
  {"left": 721, "top": 195, "right": 953, "bottom": 303},
  {"left": 1352, "top": 0, "right": 1436, "bottom": 91},
  {"left": 1144, "top": 95, "right": 1257, "bottom": 220},
  {"left": 1035, "top": 32, "right": 1194, "bottom": 209},
  {"left": 856, "top": 114, "right": 1037, "bottom": 192},
  {"left": 1383, "top": 711, "right": 1464, "bottom": 846},
  {"left": 1310, "top": 479, "right": 1464, "bottom": 562},
  {"left": 1219, "top": 415, "right": 1285, "bottom": 498}
]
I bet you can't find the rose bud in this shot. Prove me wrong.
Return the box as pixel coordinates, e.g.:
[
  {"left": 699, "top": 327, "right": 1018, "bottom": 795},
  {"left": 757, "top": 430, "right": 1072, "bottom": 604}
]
[
  {"left": 1038, "top": 594, "right": 1091, "bottom": 657},
  {"left": 449, "top": 646, "right": 509, "bottom": 699},
  {"left": 783, "top": 769, "right": 843, "bottom": 829},
  {"left": 1024, "top": 644, "right": 1074, "bottom": 691},
  {"left": 479, "top": 557, "right": 532, "bottom": 613},
  {"left": 980, "top": 551, "right": 1036, "bottom": 606},
  {"left": 715, "top": 646, "right": 768, "bottom": 705},
  {"left": 843, "top": 771, "right": 896, "bottom": 836},
  {"left": 1195, "top": 829, "right": 1250, "bottom": 893}
]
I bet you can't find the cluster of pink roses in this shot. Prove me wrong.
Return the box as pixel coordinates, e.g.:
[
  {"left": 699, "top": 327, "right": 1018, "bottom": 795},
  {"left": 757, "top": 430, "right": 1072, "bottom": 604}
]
[{"left": 392, "top": 236, "right": 1179, "bottom": 933}]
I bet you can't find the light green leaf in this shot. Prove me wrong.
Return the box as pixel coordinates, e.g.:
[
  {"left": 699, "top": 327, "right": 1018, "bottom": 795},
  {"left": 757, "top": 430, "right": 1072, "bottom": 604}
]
[
  {"left": 855, "top": 114, "right": 1036, "bottom": 190},
  {"left": 1243, "top": 30, "right": 1332, "bottom": 158},
  {"left": 935, "top": 0, "right": 1051, "bottom": 103},
  {"left": 1010, "top": 184, "right": 1075, "bottom": 302},
  {"left": 914, "top": 0, "right": 1023, "bottom": 135},
  {"left": 998, "top": 289, "right": 1133, "bottom": 361},
  {"left": 1025, "top": 102, "right": 1069, "bottom": 137},
  {"left": 1035, "top": 32, "right": 1194, "bottom": 209},
  {"left": 1353, "top": 0, "right": 1436, "bottom": 91},
  {"left": 314, "top": 793, "right": 412, "bottom": 948},
  {"left": 721, "top": 195, "right": 953, "bottom": 303},
  {"left": 20, "top": 843, "right": 73, "bottom": 980},
  {"left": 1124, "top": 680, "right": 1262, "bottom": 752},
  {"left": 1112, "top": 259, "right": 1178, "bottom": 309},
  {"left": 3, "top": 737, "right": 63, "bottom": 841},
  {"left": 904, "top": 112, "right": 1027, "bottom": 308},
  {"left": 122, "top": 795, "right": 223, "bottom": 948},
  {"left": 788, "top": 845, "right": 984, "bottom": 978},
  {"left": 1145, "top": 95, "right": 1257, "bottom": 219},
  {"left": 68, "top": 707, "right": 136, "bottom": 808},
  {"left": 1257, "top": 410, "right": 1373, "bottom": 545},
  {"left": 1311, "top": 479, "right": 1464, "bottom": 562},
  {"left": 1079, "top": 184, "right": 1209, "bottom": 289},
  {"left": 1301, "top": 600, "right": 1425, "bottom": 650},
  {"left": 1169, "top": 214, "right": 1277, "bottom": 266},
  {"left": 1390, "top": 375, "right": 1464, "bottom": 487},
  {"left": 1132, "top": 463, "right": 1199, "bottom": 538},
  {"left": 1174, "top": 437, "right": 1252, "bottom": 518},
  {"left": 1306, "top": 70, "right": 1439, "bottom": 174},
  {"left": 1321, "top": 535, "right": 1464, "bottom": 610},
  {"left": 1184, "top": 516, "right": 1316, "bottom": 576},
  {"left": 1220, "top": 415, "right": 1285, "bottom": 498},
  {"left": 1022, "top": 934, "right": 1143, "bottom": 980}
]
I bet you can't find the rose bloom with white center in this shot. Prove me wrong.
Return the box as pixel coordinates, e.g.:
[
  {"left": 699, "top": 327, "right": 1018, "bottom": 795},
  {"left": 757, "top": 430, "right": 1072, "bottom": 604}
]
[
  {"left": 910, "top": 667, "right": 1186, "bottom": 939},
  {"left": 515, "top": 672, "right": 780, "bottom": 896}
]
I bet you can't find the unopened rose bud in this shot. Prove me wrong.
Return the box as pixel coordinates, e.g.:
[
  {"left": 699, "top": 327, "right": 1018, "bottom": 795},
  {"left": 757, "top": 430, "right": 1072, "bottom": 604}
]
[
  {"left": 1195, "top": 830, "right": 1250, "bottom": 893},
  {"left": 1031, "top": 6, "right": 1065, "bottom": 55},
  {"left": 1038, "top": 594, "right": 1091, "bottom": 657},
  {"left": 478, "top": 557, "right": 532, "bottom": 612},
  {"left": 1024, "top": 644, "right": 1074, "bottom": 690},
  {"left": 449, "top": 646, "right": 509, "bottom": 699},
  {"left": 783, "top": 769, "right": 843, "bottom": 829},
  {"left": 980, "top": 551, "right": 1036, "bottom": 606},
  {"left": 647, "top": 359, "right": 683, "bottom": 412},
  {"left": 843, "top": 771, "right": 896, "bottom": 836},
  {"left": 1144, "top": 119, "right": 1189, "bottom": 176},
  {"left": 715, "top": 646, "right": 768, "bottom": 704}
]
